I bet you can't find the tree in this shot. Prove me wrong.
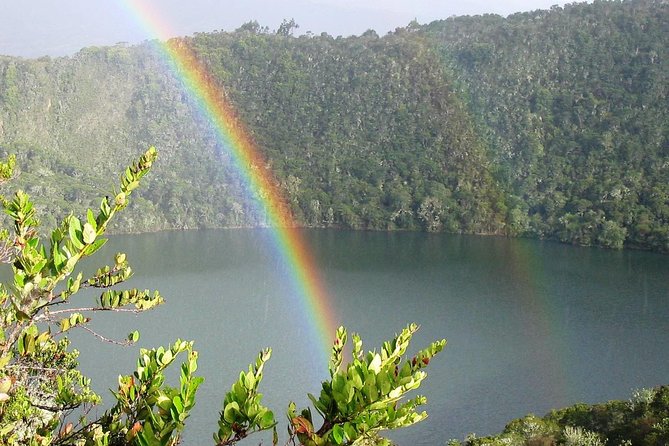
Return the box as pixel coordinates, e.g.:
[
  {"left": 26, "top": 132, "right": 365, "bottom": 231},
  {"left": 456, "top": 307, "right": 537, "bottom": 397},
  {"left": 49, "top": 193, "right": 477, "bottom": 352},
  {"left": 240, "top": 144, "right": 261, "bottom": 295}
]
[
  {"left": 0, "top": 150, "right": 446, "bottom": 445},
  {"left": 276, "top": 19, "right": 299, "bottom": 37}
]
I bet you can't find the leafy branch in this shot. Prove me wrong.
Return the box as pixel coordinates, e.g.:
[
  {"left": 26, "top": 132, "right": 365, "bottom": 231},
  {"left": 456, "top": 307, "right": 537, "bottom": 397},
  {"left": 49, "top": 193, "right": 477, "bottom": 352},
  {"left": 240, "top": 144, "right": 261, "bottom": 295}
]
[
  {"left": 0, "top": 148, "right": 169, "bottom": 445},
  {"left": 215, "top": 325, "right": 446, "bottom": 446},
  {"left": 288, "top": 324, "right": 446, "bottom": 446},
  {"left": 215, "top": 349, "right": 277, "bottom": 445}
]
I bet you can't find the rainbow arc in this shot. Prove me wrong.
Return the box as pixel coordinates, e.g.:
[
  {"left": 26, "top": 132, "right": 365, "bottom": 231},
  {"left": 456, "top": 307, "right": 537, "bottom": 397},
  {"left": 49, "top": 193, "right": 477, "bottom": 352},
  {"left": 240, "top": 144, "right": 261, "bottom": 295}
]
[{"left": 120, "top": 0, "right": 339, "bottom": 363}]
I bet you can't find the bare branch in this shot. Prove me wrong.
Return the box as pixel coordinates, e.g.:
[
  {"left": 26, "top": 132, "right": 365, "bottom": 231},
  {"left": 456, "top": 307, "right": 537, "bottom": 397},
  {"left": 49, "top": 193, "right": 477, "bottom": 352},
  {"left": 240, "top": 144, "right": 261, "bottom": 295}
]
[
  {"left": 76, "top": 325, "right": 134, "bottom": 346},
  {"left": 34, "top": 306, "right": 142, "bottom": 323},
  {"left": 32, "top": 401, "right": 81, "bottom": 413}
]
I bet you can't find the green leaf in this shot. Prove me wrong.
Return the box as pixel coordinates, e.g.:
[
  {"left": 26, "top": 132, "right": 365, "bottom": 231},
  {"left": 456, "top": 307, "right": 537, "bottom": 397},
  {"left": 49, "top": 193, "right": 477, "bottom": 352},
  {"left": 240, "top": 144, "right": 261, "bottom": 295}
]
[
  {"left": 52, "top": 246, "right": 66, "bottom": 273},
  {"left": 82, "top": 222, "right": 96, "bottom": 245},
  {"left": 125, "top": 180, "right": 140, "bottom": 191},
  {"left": 83, "top": 237, "right": 107, "bottom": 256},
  {"left": 68, "top": 216, "right": 84, "bottom": 249},
  {"left": 86, "top": 208, "right": 96, "bottom": 228},
  {"left": 115, "top": 252, "right": 126, "bottom": 265},
  {"left": 0, "top": 422, "right": 15, "bottom": 437},
  {"left": 223, "top": 401, "right": 240, "bottom": 423},
  {"left": 259, "top": 410, "right": 275, "bottom": 429},
  {"left": 0, "top": 355, "right": 11, "bottom": 369},
  {"left": 331, "top": 424, "right": 345, "bottom": 444},
  {"left": 344, "top": 422, "right": 357, "bottom": 441},
  {"left": 244, "top": 370, "right": 256, "bottom": 389},
  {"left": 64, "top": 254, "right": 79, "bottom": 274},
  {"left": 157, "top": 394, "right": 172, "bottom": 411},
  {"left": 60, "top": 318, "right": 71, "bottom": 332},
  {"left": 100, "top": 195, "right": 111, "bottom": 219},
  {"left": 161, "top": 349, "right": 173, "bottom": 365},
  {"left": 128, "top": 330, "right": 140, "bottom": 343},
  {"left": 172, "top": 395, "right": 184, "bottom": 414},
  {"left": 0, "top": 376, "right": 11, "bottom": 394},
  {"left": 369, "top": 353, "right": 382, "bottom": 373}
]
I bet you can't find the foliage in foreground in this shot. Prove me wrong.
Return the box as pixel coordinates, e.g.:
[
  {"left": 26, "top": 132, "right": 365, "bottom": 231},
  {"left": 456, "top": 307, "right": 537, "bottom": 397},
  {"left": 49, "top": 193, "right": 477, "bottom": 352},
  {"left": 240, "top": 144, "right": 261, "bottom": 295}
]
[
  {"left": 448, "top": 386, "right": 669, "bottom": 446},
  {"left": 0, "top": 150, "right": 446, "bottom": 445}
]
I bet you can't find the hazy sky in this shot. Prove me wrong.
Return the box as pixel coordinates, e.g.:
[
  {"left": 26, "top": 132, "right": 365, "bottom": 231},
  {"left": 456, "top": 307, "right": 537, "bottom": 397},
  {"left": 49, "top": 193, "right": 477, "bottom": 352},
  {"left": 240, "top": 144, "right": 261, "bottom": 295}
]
[{"left": 1, "top": 0, "right": 588, "bottom": 58}]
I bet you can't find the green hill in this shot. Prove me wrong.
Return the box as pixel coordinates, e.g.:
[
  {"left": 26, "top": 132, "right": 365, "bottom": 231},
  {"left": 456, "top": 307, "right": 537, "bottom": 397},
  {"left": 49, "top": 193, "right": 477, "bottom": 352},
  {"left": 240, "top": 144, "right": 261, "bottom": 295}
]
[
  {"left": 0, "top": 0, "right": 667, "bottom": 252},
  {"left": 423, "top": 0, "right": 669, "bottom": 252}
]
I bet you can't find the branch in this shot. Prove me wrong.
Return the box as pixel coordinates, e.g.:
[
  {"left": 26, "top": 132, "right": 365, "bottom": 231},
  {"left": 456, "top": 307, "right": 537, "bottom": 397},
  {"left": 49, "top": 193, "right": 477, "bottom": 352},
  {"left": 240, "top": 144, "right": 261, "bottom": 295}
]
[
  {"left": 51, "top": 409, "right": 107, "bottom": 446},
  {"left": 0, "top": 239, "right": 14, "bottom": 263},
  {"left": 34, "top": 306, "right": 142, "bottom": 323},
  {"left": 4, "top": 363, "right": 69, "bottom": 374},
  {"left": 40, "top": 282, "right": 97, "bottom": 309},
  {"left": 1, "top": 320, "right": 29, "bottom": 357},
  {"left": 32, "top": 401, "right": 81, "bottom": 413},
  {"left": 75, "top": 325, "right": 134, "bottom": 346},
  {"left": 216, "top": 431, "right": 248, "bottom": 446}
]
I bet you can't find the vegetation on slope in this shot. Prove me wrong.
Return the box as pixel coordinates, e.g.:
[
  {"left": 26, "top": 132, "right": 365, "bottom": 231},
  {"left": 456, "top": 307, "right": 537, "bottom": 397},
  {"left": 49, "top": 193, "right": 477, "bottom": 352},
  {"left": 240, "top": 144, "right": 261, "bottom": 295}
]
[
  {"left": 423, "top": 0, "right": 669, "bottom": 251},
  {"left": 448, "top": 386, "right": 669, "bottom": 446},
  {"left": 187, "top": 25, "right": 505, "bottom": 234},
  {"left": 0, "top": 0, "right": 667, "bottom": 251}
]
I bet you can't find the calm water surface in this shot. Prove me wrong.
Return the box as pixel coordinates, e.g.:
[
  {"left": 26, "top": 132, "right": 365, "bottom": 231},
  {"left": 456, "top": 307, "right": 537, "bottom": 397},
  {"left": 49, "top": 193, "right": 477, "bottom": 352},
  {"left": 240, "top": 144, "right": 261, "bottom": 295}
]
[{"left": 70, "top": 229, "right": 669, "bottom": 445}]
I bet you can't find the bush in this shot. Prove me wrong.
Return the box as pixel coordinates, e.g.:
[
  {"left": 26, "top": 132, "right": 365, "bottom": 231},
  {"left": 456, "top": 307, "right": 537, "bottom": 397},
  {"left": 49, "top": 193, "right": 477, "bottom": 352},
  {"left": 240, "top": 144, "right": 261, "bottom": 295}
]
[{"left": 0, "top": 149, "right": 446, "bottom": 446}]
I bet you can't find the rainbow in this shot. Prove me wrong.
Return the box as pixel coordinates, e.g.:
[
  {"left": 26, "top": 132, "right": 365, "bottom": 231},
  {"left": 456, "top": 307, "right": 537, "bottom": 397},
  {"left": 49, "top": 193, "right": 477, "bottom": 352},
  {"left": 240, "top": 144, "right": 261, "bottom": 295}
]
[
  {"left": 119, "top": 0, "right": 339, "bottom": 364},
  {"left": 504, "top": 239, "right": 570, "bottom": 403}
]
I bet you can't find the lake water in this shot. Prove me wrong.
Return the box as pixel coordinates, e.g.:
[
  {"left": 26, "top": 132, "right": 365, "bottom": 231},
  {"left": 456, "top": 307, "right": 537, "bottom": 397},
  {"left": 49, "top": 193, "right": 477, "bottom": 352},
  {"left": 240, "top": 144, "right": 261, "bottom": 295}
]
[{"left": 69, "top": 229, "right": 669, "bottom": 445}]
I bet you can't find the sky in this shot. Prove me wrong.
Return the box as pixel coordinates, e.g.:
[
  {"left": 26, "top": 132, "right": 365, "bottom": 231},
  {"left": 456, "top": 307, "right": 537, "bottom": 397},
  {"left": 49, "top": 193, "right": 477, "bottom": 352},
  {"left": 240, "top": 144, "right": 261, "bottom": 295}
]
[{"left": 0, "top": 0, "right": 588, "bottom": 58}]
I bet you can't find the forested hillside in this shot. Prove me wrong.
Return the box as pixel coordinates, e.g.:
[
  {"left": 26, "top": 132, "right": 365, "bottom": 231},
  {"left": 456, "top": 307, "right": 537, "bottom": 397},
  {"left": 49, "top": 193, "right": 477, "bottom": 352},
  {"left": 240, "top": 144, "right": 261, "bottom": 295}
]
[
  {"left": 424, "top": 0, "right": 669, "bottom": 251},
  {"left": 0, "top": 0, "right": 667, "bottom": 252}
]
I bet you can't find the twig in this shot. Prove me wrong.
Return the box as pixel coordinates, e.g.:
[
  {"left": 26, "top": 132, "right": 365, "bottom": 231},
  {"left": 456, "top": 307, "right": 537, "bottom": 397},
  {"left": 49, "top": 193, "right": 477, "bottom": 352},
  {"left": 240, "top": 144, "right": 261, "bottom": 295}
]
[
  {"left": 34, "top": 306, "right": 141, "bottom": 323},
  {"left": 77, "top": 325, "right": 133, "bottom": 346},
  {"left": 4, "top": 363, "right": 68, "bottom": 373},
  {"left": 32, "top": 402, "right": 80, "bottom": 413}
]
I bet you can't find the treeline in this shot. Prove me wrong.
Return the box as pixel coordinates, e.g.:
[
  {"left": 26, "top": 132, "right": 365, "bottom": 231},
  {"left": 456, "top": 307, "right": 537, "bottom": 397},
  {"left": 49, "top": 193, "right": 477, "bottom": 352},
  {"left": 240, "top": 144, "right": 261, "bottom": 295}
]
[{"left": 0, "top": 0, "right": 667, "bottom": 252}]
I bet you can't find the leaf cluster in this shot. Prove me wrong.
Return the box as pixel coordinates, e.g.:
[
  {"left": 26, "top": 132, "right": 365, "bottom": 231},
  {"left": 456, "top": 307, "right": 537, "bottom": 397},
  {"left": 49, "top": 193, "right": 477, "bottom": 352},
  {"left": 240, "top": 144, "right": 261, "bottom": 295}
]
[
  {"left": 286, "top": 324, "right": 446, "bottom": 446},
  {"left": 214, "top": 324, "right": 446, "bottom": 446},
  {"left": 215, "top": 349, "right": 276, "bottom": 445},
  {"left": 90, "top": 340, "right": 203, "bottom": 446}
]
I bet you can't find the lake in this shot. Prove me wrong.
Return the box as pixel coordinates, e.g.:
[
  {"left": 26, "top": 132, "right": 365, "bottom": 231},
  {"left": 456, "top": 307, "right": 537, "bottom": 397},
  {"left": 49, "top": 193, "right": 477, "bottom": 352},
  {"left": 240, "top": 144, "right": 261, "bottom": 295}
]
[{"left": 69, "top": 229, "right": 669, "bottom": 445}]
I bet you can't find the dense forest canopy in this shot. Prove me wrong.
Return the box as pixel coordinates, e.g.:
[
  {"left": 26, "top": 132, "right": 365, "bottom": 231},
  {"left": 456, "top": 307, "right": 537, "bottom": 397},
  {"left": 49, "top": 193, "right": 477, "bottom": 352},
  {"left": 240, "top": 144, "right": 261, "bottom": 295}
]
[{"left": 0, "top": 0, "right": 667, "bottom": 252}]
